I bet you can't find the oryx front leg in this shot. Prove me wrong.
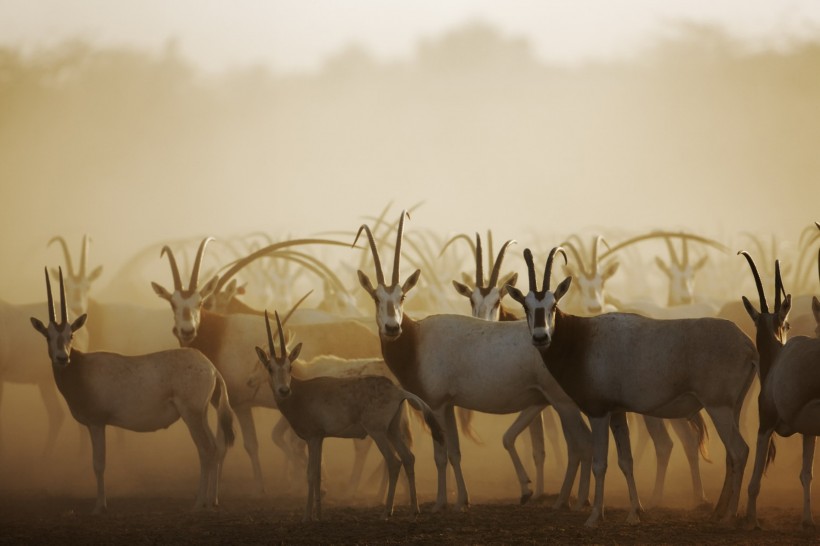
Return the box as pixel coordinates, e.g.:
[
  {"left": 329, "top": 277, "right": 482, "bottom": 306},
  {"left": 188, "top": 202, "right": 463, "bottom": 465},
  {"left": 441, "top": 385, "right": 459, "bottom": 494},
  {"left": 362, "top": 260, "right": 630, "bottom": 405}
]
[
  {"left": 443, "top": 404, "right": 469, "bottom": 511},
  {"left": 744, "top": 427, "right": 774, "bottom": 529},
  {"left": 366, "top": 429, "right": 402, "bottom": 520},
  {"left": 586, "top": 414, "right": 611, "bottom": 528},
  {"left": 305, "top": 437, "right": 323, "bottom": 521},
  {"left": 552, "top": 404, "right": 592, "bottom": 511},
  {"left": 610, "top": 412, "right": 643, "bottom": 525},
  {"left": 706, "top": 406, "right": 748, "bottom": 525},
  {"left": 38, "top": 383, "right": 65, "bottom": 458},
  {"left": 88, "top": 424, "right": 107, "bottom": 515},
  {"left": 801, "top": 435, "right": 816, "bottom": 530},
  {"left": 502, "top": 405, "right": 545, "bottom": 505}
]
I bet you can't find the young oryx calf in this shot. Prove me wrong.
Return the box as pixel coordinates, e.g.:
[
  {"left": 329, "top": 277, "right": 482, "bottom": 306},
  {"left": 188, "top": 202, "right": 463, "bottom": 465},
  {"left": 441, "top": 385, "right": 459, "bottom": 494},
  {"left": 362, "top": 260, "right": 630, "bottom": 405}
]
[
  {"left": 255, "top": 310, "right": 444, "bottom": 521},
  {"left": 30, "top": 268, "right": 235, "bottom": 514}
]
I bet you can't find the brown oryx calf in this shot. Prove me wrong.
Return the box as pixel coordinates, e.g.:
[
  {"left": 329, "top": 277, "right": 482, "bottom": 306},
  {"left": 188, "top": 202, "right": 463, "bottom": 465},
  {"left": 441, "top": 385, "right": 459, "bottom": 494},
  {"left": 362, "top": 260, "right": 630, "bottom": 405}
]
[
  {"left": 30, "top": 268, "right": 235, "bottom": 514},
  {"left": 255, "top": 310, "right": 443, "bottom": 521}
]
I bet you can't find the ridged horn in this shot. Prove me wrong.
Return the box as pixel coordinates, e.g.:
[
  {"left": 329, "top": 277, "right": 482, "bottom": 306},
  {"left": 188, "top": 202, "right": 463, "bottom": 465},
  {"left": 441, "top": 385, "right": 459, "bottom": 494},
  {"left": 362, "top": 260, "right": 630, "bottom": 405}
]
[
  {"left": 544, "top": 247, "right": 568, "bottom": 292},
  {"left": 739, "top": 250, "right": 769, "bottom": 314},
  {"left": 523, "top": 248, "right": 537, "bottom": 291},
  {"left": 44, "top": 267, "right": 55, "bottom": 324},
  {"left": 275, "top": 310, "right": 287, "bottom": 362},
  {"left": 775, "top": 260, "right": 785, "bottom": 311},
  {"left": 475, "top": 233, "right": 484, "bottom": 288},
  {"left": 80, "top": 235, "right": 89, "bottom": 277},
  {"left": 488, "top": 239, "right": 516, "bottom": 287},
  {"left": 58, "top": 266, "right": 67, "bottom": 324},
  {"left": 560, "top": 241, "right": 588, "bottom": 277},
  {"left": 392, "top": 210, "right": 410, "bottom": 286},
  {"left": 160, "top": 245, "right": 183, "bottom": 291},
  {"left": 264, "top": 310, "right": 276, "bottom": 358},
  {"left": 48, "top": 236, "right": 75, "bottom": 278},
  {"left": 353, "top": 225, "right": 385, "bottom": 286},
  {"left": 189, "top": 237, "right": 213, "bottom": 290},
  {"left": 664, "top": 236, "right": 681, "bottom": 268}
]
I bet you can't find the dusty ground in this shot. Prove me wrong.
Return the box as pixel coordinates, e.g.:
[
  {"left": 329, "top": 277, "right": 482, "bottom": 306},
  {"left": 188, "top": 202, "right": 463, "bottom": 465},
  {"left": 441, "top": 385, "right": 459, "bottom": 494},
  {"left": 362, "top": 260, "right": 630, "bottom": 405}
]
[{"left": 2, "top": 384, "right": 820, "bottom": 544}]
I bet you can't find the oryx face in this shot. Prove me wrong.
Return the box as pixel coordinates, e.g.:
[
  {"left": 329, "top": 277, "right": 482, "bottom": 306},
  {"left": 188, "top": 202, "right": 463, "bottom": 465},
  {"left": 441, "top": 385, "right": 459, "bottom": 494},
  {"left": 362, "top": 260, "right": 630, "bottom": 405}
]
[
  {"left": 255, "top": 310, "right": 302, "bottom": 399},
  {"left": 575, "top": 274, "right": 605, "bottom": 315},
  {"left": 30, "top": 268, "right": 88, "bottom": 368},
  {"left": 471, "top": 287, "right": 502, "bottom": 322},
  {"left": 152, "top": 282, "right": 217, "bottom": 347},
  {"left": 520, "top": 291, "right": 560, "bottom": 347},
  {"left": 358, "top": 272, "right": 419, "bottom": 341},
  {"left": 668, "top": 265, "right": 696, "bottom": 306}
]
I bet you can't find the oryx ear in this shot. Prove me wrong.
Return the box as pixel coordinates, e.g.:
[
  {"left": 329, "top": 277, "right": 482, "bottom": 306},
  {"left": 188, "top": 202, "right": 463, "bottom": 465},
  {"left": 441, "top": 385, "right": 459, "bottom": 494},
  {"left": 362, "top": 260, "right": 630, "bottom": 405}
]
[
  {"left": 499, "top": 273, "right": 518, "bottom": 298},
  {"left": 506, "top": 284, "right": 526, "bottom": 305},
  {"left": 88, "top": 265, "right": 104, "bottom": 283},
  {"left": 30, "top": 317, "right": 49, "bottom": 338},
  {"left": 71, "top": 313, "right": 87, "bottom": 332},
  {"left": 255, "top": 346, "right": 269, "bottom": 366},
  {"left": 693, "top": 256, "right": 708, "bottom": 271},
  {"left": 601, "top": 261, "right": 620, "bottom": 281},
  {"left": 357, "top": 270, "right": 376, "bottom": 296},
  {"left": 452, "top": 280, "right": 472, "bottom": 298},
  {"left": 200, "top": 275, "right": 219, "bottom": 299},
  {"left": 742, "top": 296, "right": 760, "bottom": 323},
  {"left": 554, "top": 277, "right": 572, "bottom": 303},
  {"left": 151, "top": 282, "right": 173, "bottom": 301},
  {"left": 288, "top": 342, "right": 303, "bottom": 363},
  {"left": 402, "top": 269, "right": 421, "bottom": 294},
  {"left": 655, "top": 257, "right": 672, "bottom": 277}
]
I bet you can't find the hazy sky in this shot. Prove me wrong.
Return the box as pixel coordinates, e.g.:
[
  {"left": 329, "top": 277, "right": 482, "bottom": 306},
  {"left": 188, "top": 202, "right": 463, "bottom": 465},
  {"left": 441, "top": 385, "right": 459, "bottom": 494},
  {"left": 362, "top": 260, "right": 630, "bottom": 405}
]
[{"left": 2, "top": 1, "right": 820, "bottom": 72}]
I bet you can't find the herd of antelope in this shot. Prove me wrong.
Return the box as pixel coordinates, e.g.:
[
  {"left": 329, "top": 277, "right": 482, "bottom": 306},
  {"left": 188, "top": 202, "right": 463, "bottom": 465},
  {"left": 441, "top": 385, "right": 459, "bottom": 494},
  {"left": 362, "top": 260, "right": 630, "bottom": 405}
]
[{"left": 2, "top": 209, "right": 819, "bottom": 530}]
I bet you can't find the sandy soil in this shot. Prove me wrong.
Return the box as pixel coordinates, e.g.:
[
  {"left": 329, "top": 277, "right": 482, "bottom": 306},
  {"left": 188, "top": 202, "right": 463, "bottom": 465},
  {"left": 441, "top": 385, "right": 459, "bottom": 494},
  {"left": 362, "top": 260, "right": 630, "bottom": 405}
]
[{"left": 2, "top": 384, "right": 819, "bottom": 544}]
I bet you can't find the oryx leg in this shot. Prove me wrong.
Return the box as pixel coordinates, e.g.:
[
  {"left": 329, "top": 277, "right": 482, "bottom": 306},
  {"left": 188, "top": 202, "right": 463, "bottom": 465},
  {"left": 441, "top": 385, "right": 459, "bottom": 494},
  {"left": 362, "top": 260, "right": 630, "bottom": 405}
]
[
  {"left": 585, "top": 413, "right": 611, "bottom": 528},
  {"left": 705, "top": 406, "right": 748, "bottom": 524},
  {"left": 366, "top": 428, "right": 402, "bottom": 520},
  {"left": 611, "top": 411, "right": 642, "bottom": 525},
  {"left": 542, "top": 407, "right": 565, "bottom": 473},
  {"left": 551, "top": 402, "right": 592, "bottom": 510},
  {"left": 305, "top": 437, "right": 323, "bottom": 521},
  {"left": 38, "top": 382, "right": 65, "bottom": 457},
  {"left": 501, "top": 404, "right": 545, "bottom": 505},
  {"left": 801, "top": 435, "right": 816, "bottom": 530},
  {"left": 744, "top": 426, "right": 775, "bottom": 529},
  {"left": 642, "top": 416, "right": 672, "bottom": 508},
  {"left": 177, "top": 405, "right": 217, "bottom": 510},
  {"left": 443, "top": 404, "right": 469, "bottom": 511},
  {"left": 388, "top": 407, "right": 419, "bottom": 516},
  {"left": 88, "top": 424, "right": 107, "bottom": 514},
  {"left": 234, "top": 406, "right": 265, "bottom": 496},
  {"left": 669, "top": 417, "right": 708, "bottom": 506}
]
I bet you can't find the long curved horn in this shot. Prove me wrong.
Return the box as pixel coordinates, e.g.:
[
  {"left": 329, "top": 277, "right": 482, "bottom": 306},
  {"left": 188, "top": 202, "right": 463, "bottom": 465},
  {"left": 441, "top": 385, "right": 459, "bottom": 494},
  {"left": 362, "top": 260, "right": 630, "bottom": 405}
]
[
  {"left": 275, "top": 310, "right": 287, "bottom": 361},
  {"left": 486, "top": 230, "right": 494, "bottom": 278},
  {"left": 80, "top": 235, "right": 89, "bottom": 277},
  {"left": 160, "top": 245, "right": 183, "bottom": 291},
  {"left": 488, "top": 239, "right": 517, "bottom": 287},
  {"left": 44, "top": 267, "right": 55, "bottom": 323},
  {"left": 591, "top": 236, "right": 611, "bottom": 275},
  {"left": 438, "top": 233, "right": 477, "bottom": 258},
  {"left": 392, "top": 210, "right": 410, "bottom": 286},
  {"left": 475, "top": 233, "right": 484, "bottom": 288},
  {"left": 774, "top": 259, "right": 784, "bottom": 311},
  {"left": 739, "top": 250, "right": 769, "bottom": 314},
  {"left": 523, "top": 248, "right": 537, "bottom": 291},
  {"left": 189, "top": 237, "right": 213, "bottom": 290},
  {"left": 600, "top": 231, "right": 729, "bottom": 261},
  {"left": 280, "top": 290, "right": 313, "bottom": 326},
  {"left": 48, "top": 236, "right": 75, "bottom": 278},
  {"left": 560, "top": 241, "right": 588, "bottom": 277},
  {"left": 58, "top": 267, "right": 67, "bottom": 324},
  {"left": 264, "top": 310, "right": 276, "bottom": 357},
  {"left": 353, "top": 225, "right": 385, "bottom": 286},
  {"left": 217, "top": 238, "right": 353, "bottom": 293},
  {"left": 544, "top": 247, "right": 568, "bottom": 292}
]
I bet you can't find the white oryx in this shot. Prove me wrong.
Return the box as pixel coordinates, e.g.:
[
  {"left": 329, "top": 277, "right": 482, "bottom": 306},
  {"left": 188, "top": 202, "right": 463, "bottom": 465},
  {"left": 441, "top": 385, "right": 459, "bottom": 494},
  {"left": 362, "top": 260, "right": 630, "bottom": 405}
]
[
  {"left": 30, "top": 268, "right": 235, "bottom": 513},
  {"left": 445, "top": 231, "right": 566, "bottom": 501},
  {"left": 740, "top": 244, "right": 820, "bottom": 529},
  {"left": 354, "top": 211, "right": 592, "bottom": 511},
  {"left": 151, "top": 237, "right": 382, "bottom": 495},
  {"left": 254, "top": 310, "right": 443, "bottom": 521},
  {"left": 505, "top": 246, "right": 756, "bottom": 527}
]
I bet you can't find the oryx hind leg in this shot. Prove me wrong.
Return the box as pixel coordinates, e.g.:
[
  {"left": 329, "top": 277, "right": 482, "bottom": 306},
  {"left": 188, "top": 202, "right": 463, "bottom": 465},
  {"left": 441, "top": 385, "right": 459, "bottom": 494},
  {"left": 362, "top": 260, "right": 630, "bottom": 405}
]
[
  {"left": 366, "top": 427, "right": 402, "bottom": 520},
  {"left": 611, "top": 412, "right": 642, "bottom": 524},
  {"left": 176, "top": 402, "right": 217, "bottom": 510},
  {"left": 501, "top": 405, "right": 545, "bottom": 505},
  {"left": 552, "top": 403, "right": 591, "bottom": 510},
  {"left": 388, "top": 406, "right": 418, "bottom": 516},
  {"left": 801, "top": 435, "right": 816, "bottom": 530}
]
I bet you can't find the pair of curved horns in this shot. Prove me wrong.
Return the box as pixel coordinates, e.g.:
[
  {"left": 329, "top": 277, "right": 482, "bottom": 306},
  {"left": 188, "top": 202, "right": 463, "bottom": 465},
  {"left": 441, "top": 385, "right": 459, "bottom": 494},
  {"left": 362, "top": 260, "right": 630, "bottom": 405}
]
[
  {"left": 738, "top": 250, "right": 786, "bottom": 313},
  {"left": 264, "top": 310, "right": 288, "bottom": 363},
  {"left": 48, "top": 235, "right": 89, "bottom": 278},
  {"left": 354, "top": 210, "right": 409, "bottom": 286},
  {"left": 561, "top": 235, "right": 609, "bottom": 277},
  {"left": 523, "top": 247, "right": 567, "bottom": 293},
  {"left": 161, "top": 237, "right": 212, "bottom": 292}
]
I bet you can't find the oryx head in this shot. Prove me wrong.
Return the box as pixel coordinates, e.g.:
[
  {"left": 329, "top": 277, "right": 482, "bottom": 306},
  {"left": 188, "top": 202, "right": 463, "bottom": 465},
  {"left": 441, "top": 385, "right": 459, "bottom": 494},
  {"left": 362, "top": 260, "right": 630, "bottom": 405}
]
[
  {"left": 656, "top": 235, "right": 708, "bottom": 306},
  {"left": 561, "top": 235, "right": 618, "bottom": 315},
  {"left": 48, "top": 235, "right": 103, "bottom": 317},
  {"left": 739, "top": 251, "right": 792, "bottom": 349},
  {"left": 255, "top": 310, "right": 302, "bottom": 399},
  {"left": 151, "top": 237, "right": 219, "bottom": 346},
  {"left": 448, "top": 232, "right": 518, "bottom": 321},
  {"left": 506, "top": 247, "right": 572, "bottom": 348},
  {"left": 355, "top": 210, "right": 421, "bottom": 340},
  {"left": 30, "top": 267, "right": 88, "bottom": 368}
]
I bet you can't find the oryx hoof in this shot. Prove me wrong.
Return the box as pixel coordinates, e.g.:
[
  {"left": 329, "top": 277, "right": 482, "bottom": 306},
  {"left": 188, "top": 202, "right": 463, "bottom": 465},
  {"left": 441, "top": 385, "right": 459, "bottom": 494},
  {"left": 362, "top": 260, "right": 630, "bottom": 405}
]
[{"left": 520, "top": 491, "right": 533, "bottom": 505}]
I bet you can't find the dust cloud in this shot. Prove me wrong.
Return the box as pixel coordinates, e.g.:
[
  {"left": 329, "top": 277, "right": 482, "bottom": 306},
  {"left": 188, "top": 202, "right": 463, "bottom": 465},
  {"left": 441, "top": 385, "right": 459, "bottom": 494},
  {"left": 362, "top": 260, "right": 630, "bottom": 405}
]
[{"left": 1, "top": 20, "right": 819, "bottom": 516}]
